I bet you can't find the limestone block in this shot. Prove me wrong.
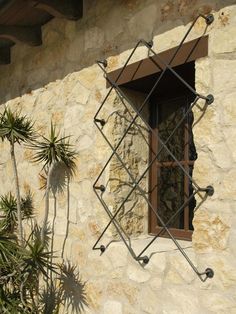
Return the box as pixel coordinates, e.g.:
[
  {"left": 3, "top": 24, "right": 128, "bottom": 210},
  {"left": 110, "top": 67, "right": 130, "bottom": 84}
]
[
  {"left": 127, "top": 263, "right": 151, "bottom": 283},
  {"left": 220, "top": 92, "right": 236, "bottom": 127},
  {"left": 103, "top": 300, "right": 122, "bottom": 314},
  {"left": 77, "top": 134, "right": 94, "bottom": 151},
  {"left": 200, "top": 291, "right": 236, "bottom": 313},
  {"left": 197, "top": 253, "right": 236, "bottom": 290},
  {"left": 164, "top": 269, "right": 184, "bottom": 285},
  {"left": 211, "top": 26, "right": 236, "bottom": 54},
  {"left": 212, "top": 59, "right": 236, "bottom": 96},
  {"left": 64, "top": 104, "right": 85, "bottom": 129},
  {"left": 193, "top": 152, "right": 219, "bottom": 187},
  {"left": 86, "top": 254, "right": 112, "bottom": 277},
  {"left": 77, "top": 199, "right": 92, "bottom": 223},
  {"left": 222, "top": 125, "right": 236, "bottom": 163},
  {"left": 139, "top": 287, "right": 162, "bottom": 314},
  {"left": 54, "top": 217, "right": 68, "bottom": 236},
  {"left": 85, "top": 281, "right": 103, "bottom": 311},
  {"left": 209, "top": 141, "right": 233, "bottom": 170},
  {"left": 77, "top": 65, "right": 100, "bottom": 90},
  {"left": 107, "top": 244, "right": 128, "bottom": 268},
  {"left": 69, "top": 81, "right": 90, "bottom": 105},
  {"left": 149, "top": 277, "right": 163, "bottom": 290},
  {"left": 146, "top": 252, "right": 166, "bottom": 274},
  {"left": 68, "top": 199, "right": 78, "bottom": 224},
  {"left": 219, "top": 168, "right": 236, "bottom": 201},
  {"left": 195, "top": 57, "right": 211, "bottom": 94},
  {"left": 193, "top": 210, "right": 230, "bottom": 252},
  {"left": 166, "top": 251, "right": 196, "bottom": 284},
  {"left": 106, "top": 281, "right": 139, "bottom": 305},
  {"left": 162, "top": 287, "right": 200, "bottom": 314},
  {"left": 71, "top": 241, "right": 87, "bottom": 268}
]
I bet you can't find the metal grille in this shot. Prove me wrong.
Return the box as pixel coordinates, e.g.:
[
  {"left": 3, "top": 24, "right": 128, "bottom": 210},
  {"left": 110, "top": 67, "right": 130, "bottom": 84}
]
[{"left": 93, "top": 14, "right": 215, "bottom": 282}]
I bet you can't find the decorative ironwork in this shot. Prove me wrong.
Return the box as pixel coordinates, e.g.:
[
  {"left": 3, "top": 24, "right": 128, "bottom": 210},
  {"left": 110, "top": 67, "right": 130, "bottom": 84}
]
[{"left": 93, "top": 14, "right": 215, "bottom": 282}]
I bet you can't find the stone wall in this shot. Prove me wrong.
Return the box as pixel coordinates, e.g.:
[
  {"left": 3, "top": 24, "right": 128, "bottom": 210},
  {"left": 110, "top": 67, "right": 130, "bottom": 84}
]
[{"left": 0, "top": 0, "right": 236, "bottom": 313}]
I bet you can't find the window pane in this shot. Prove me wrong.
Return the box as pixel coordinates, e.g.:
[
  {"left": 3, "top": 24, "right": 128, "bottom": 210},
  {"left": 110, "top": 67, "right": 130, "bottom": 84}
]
[
  {"left": 158, "top": 100, "right": 186, "bottom": 162},
  {"left": 157, "top": 167, "right": 185, "bottom": 229}
]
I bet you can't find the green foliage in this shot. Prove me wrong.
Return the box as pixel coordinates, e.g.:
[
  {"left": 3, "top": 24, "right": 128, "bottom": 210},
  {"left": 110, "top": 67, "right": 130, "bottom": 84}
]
[
  {"left": 31, "top": 122, "right": 77, "bottom": 174},
  {"left": 0, "top": 192, "right": 34, "bottom": 233},
  {"left": 0, "top": 108, "right": 35, "bottom": 144},
  {"left": 0, "top": 232, "right": 20, "bottom": 266},
  {"left": 0, "top": 114, "right": 86, "bottom": 313}
]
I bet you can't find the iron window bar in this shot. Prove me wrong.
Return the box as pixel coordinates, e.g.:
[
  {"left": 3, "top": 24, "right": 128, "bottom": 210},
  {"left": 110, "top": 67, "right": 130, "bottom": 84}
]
[{"left": 93, "top": 14, "right": 215, "bottom": 282}]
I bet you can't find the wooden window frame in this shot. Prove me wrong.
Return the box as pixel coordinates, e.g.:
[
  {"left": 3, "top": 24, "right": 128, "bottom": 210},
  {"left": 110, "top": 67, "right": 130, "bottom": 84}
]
[{"left": 148, "top": 94, "right": 195, "bottom": 241}]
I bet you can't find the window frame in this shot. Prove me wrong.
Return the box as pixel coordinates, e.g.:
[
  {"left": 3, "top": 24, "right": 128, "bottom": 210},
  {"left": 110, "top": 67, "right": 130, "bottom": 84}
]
[
  {"left": 106, "top": 35, "right": 209, "bottom": 241},
  {"left": 148, "top": 94, "right": 196, "bottom": 241}
]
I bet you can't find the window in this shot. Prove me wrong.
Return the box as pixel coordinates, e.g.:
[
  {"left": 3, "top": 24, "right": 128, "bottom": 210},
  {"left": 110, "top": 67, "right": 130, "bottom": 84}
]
[
  {"left": 106, "top": 36, "right": 209, "bottom": 242},
  {"left": 149, "top": 94, "right": 197, "bottom": 240}
]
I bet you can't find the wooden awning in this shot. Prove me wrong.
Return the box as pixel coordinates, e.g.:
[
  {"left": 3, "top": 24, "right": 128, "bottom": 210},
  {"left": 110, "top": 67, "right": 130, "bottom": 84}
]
[{"left": 0, "top": 0, "right": 83, "bottom": 65}]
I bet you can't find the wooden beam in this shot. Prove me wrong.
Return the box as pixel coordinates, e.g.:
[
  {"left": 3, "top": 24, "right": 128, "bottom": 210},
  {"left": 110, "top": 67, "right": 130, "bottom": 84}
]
[
  {"left": 29, "top": 0, "right": 83, "bottom": 20},
  {"left": 0, "top": 46, "right": 10, "bottom": 64},
  {"left": 0, "top": 25, "right": 42, "bottom": 46},
  {"left": 107, "top": 36, "right": 209, "bottom": 87}
]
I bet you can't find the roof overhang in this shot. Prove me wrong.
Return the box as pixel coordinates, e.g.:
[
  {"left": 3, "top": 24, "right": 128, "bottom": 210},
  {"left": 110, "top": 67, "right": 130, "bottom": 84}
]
[{"left": 0, "top": 0, "right": 83, "bottom": 65}]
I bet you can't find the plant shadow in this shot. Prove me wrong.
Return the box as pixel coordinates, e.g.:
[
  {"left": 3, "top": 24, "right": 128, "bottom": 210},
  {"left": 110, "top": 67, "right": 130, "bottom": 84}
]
[{"left": 41, "top": 261, "right": 88, "bottom": 314}]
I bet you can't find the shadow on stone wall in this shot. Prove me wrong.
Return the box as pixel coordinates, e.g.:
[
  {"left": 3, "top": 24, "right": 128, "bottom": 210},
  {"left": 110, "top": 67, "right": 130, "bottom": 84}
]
[
  {"left": 0, "top": 0, "right": 235, "bottom": 102},
  {"left": 41, "top": 162, "right": 89, "bottom": 313}
]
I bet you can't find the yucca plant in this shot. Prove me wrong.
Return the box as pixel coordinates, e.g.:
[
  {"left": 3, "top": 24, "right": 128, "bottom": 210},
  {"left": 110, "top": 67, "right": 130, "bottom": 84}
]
[
  {"left": 0, "top": 192, "right": 34, "bottom": 233},
  {"left": 30, "top": 122, "right": 76, "bottom": 242},
  {"left": 0, "top": 232, "right": 20, "bottom": 268},
  {"left": 0, "top": 108, "right": 35, "bottom": 245}
]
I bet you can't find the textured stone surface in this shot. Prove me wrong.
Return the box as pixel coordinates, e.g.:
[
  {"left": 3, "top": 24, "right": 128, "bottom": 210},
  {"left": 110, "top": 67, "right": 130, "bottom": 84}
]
[{"left": 0, "top": 0, "right": 236, "bottom": 313}]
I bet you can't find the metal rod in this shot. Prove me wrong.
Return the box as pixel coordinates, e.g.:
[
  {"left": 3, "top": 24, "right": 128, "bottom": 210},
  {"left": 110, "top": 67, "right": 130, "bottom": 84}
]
[
  {"left": 94, "top": 40, "right": 143, "bottom": 120},
  {"left": 104, "top": 72, "right": 201, "bottom": 190},
  {"left": 137, "top": 190, "right": 198, "bottom": 257},
  {"left": 93, "top": 189, "right": 131, "bottom": 247},
  {"left": 93, "top": 189, "right": 140, "bottom": 261},
  {"left": 93, "top": 13, "right": 215, "bottom": 280},
  {"left": 93, "top": 96, "right": 199, "bottom": 239}
]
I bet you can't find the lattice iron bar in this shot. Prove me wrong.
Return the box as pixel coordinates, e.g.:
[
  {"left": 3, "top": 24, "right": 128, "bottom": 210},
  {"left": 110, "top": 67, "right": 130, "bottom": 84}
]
[
  {"left": 93, "top": 14, "right": 215, "bottom": 282},
  {"left": 95, "top": 67, "right": 211, "bottom": 192}
]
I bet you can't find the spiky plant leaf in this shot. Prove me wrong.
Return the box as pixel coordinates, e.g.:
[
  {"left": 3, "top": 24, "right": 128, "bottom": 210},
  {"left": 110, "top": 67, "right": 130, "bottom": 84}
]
[
  {"left": 21, "top": 192, "right": 34, "bottom": 220},
  {"left": 0, "top": 193, "right": 34, "bottom": 233},
  {"left": 30, "top": 122, "right": 77, "bottom": 175},
  {"left": 23, "top": 226, "right": 56, "bottom": 279},
  {"left": 0, "top": 108, "right": 35, "bottom": 144},
  {"left": 0, "top": 232, "right": 22, "bottom": 267},
  {"left": 0, "top": 193, "right": 17, "bottom": 233}
]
